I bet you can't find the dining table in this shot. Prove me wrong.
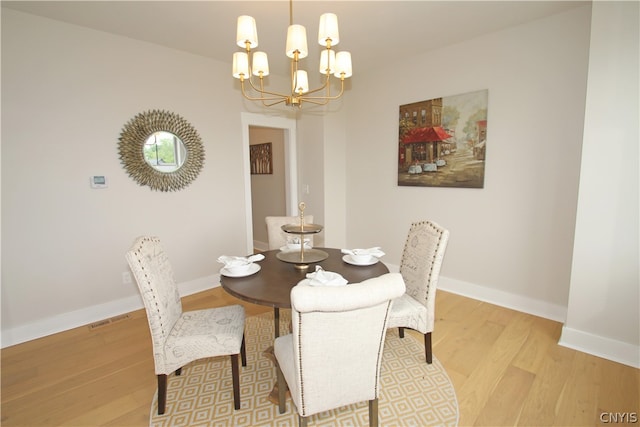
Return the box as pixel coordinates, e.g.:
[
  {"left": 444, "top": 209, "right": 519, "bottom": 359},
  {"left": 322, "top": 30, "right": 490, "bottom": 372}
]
[{"left": 219, "top": 247, "right": 390, "bottom": 338}]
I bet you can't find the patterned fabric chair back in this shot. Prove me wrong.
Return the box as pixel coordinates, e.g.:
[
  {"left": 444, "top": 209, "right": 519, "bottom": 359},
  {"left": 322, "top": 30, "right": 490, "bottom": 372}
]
[
  {"left": 126, "top": 236, "right": 183, "bottom": 373},
  {"left": 399, "top": 221, "right": 450, "bottom": 329}
]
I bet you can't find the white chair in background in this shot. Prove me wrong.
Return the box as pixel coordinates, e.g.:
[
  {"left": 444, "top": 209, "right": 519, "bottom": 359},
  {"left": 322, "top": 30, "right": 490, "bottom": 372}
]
[
  {"left": 125, "top": 236, "right": 247, "bottom": 415},
  {"left": 265, "top": 215, "right": 314, "bottom": 250}
]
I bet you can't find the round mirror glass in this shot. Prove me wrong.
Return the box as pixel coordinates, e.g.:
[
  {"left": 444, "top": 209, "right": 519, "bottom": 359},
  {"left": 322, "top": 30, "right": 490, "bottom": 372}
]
[{"left": 143, "top": 131, "right": 186, "bottom": 173}]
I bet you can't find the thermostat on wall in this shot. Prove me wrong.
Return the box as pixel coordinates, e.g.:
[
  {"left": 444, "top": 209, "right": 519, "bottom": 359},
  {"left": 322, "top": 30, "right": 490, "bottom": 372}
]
[{"left": 90, "top": 175, "right": 108, "bottom": 189}]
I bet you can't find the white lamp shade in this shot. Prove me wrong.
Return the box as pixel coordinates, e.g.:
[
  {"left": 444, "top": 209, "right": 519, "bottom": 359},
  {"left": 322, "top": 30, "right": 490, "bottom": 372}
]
[
  {"left": 286, "top": 24, "right": 308, "bottom": 59},
  {"left": 318, "top": 13, "right": 339, "bottom": 46},
  {"left": 252, "top": 51, "right": 269, "bottom": 76},
  {"left": 232, "top": 52, "right": 249, "bottom": 78},
  {"left": 237, "top": 15, "right": 258, "bottom": 48},
  {"left": 293, "top": 70, "right": 309, "bottom": 94},
  {"left": 334, "top": 51, "right": 352, "bottom": 78},
  {"left": 319, "top": 49, "right": 336, "bottom": 74}
]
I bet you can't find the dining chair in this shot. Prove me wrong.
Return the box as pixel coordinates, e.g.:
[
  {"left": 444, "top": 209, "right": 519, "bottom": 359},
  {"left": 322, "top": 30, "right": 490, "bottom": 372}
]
[
  {"left": 265, "top": 215, "right": 315, "bottom": 250},
  {"left": 125, "top": 236, "right": 247, "bottom": 415},
  {"left": 274, "top": 272, "right": 406, "bottom": 427},
  {"left": 387, "top": 221, "right": 450, "bottom": 364}
]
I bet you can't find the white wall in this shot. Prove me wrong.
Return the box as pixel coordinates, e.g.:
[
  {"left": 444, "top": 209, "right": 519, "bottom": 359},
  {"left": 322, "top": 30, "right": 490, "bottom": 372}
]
[
  {"left": 0, "top": 9, "right": 253, "bottom": 346},
  {"left": 342, "top": 6, "right": 592, "bottom": 323},
  {"left": 560, "top": 1, "right": 639, "bottom": 368}
]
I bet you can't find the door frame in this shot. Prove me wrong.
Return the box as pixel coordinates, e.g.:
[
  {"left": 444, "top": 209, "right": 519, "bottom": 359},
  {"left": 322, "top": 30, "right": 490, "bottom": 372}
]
[{"left": 241, "top": 112, "right": 298, "bottom": 253}]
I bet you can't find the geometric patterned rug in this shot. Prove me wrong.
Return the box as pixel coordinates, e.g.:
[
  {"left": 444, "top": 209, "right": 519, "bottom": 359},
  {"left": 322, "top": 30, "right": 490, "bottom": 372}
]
[{"left": 150, "top": 311, "right": 459, "bottom": 427}]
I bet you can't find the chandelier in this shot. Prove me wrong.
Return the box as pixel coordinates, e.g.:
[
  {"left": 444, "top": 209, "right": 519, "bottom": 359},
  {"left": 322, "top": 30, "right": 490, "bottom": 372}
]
[{"left": 232, "top": 0, "right": 352, "bottom": 108}]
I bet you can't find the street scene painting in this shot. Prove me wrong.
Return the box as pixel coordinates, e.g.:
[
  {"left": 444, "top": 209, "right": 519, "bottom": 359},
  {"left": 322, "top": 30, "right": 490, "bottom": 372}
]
[{"left": 398, "top": 89, "right": 488, "bottom": 188}]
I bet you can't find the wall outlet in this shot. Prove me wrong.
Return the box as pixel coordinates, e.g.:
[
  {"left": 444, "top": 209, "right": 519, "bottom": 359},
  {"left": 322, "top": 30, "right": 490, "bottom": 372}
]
[{"left": 122, "top": 271, "right": 133, "bottom": 284}]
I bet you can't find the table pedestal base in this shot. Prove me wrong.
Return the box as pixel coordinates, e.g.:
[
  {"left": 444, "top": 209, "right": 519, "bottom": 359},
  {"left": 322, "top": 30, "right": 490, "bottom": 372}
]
[{"left": 263, "top": 345, "right": 290, "bottom": 405}]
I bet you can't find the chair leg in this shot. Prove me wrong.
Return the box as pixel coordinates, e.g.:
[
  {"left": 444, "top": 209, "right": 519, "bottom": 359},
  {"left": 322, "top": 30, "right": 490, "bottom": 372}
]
[
  {"left": 276, "top": 364, "right": 287, "bottom": 414},
  {"left": 157, "top": 374, "right": 167, "bottom": 415},
  {"left": 369, "top": 398, "right": 379, "bottom": 427},
  {"left": 425, "top": 332, "right": 432, "bottom": 364},
  {"left": 298, "top": 415, "right": 308, "bottom": 427},
  {"left": 240, "top": 334, "right": 247, "bottom": 367},
  {"left": 230, "top": 354, "right": 241, "bottom": 410},
  {"left": 398, "top": 327, "right": 405, "bottom": 338}
]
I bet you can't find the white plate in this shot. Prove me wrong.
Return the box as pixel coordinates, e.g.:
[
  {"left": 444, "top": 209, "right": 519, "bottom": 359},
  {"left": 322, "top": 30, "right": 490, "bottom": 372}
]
[
  {"left": 279, "top": 245, "right": 312, "bottom": 252},
  {"left": 342, "top": 255, "right": 379, "bottom": 266},
  {"left": 220, "top": 263, "right": 261, "bottom": 277}
]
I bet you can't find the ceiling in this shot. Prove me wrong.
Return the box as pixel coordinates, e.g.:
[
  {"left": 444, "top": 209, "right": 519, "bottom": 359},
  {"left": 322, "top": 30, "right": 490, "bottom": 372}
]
[{"left": 2, "top": 1, "right": 589, "bottom": 78}]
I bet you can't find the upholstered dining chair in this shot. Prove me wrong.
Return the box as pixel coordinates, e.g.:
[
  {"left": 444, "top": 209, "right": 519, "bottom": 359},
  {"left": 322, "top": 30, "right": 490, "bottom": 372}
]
[
  {"left": 125, "top": 236, "right": 247, "bottom": 415},
  {"left": 274, "top": 273, "right": 406, "bottom": 427},
  {"left": 387, "top": 221, "right": 450, "bottom": 364},
  {"left": 265, "top": 215, "right": 315, "bottom": 250}
]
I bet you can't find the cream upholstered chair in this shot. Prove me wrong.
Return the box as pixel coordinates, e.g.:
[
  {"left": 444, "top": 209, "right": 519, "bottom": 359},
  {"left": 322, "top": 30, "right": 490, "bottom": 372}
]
[
  {"left": 387, "top": 221, "right": 450, "bottom": 364},
  {"left": 274, "top": 273, "right": 406, "bottom": 427},
  {"left": 125, "top": 236, "right": 247, "bottom": 415},
  {"left": 265, "top": 215, "right": 314, "bottom": 250}
]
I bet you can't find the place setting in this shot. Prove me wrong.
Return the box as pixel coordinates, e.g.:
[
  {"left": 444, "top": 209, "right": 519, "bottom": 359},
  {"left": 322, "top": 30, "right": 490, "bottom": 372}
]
[
  {"left": 217, "top": 254, "right": 265, "bottom": 277},
  {"left": 341, "top": 247, "right": 385, "bottom": 266}
]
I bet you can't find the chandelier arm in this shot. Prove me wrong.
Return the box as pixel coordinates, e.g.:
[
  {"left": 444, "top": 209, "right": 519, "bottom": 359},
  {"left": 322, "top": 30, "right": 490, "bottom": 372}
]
[
  {"left": 300, "top": 79, "right": 345, "bottom": 101},
  {"left": 240, "top": 80, "right": 289, "bottom": 102},
  {"left": 302, "top": 73, "right": 331, "bottom": 96}
]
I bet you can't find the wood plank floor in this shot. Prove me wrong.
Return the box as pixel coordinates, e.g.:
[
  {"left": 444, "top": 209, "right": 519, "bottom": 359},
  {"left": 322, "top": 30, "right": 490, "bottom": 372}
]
[{"left": 1, "top": 288, "right": 638, "bottom": 426}]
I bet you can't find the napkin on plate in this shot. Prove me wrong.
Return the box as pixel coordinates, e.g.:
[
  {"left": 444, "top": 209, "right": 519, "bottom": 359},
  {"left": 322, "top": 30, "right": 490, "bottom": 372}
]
[
  {"left": 341, "top": 247, "right": 386, "bottom": 258},
  {"left": 305, "top": 266, "right": 348, "bottom": 286},
  {"left": 217, "top": 254, "right": 265, "bottom": 268}
]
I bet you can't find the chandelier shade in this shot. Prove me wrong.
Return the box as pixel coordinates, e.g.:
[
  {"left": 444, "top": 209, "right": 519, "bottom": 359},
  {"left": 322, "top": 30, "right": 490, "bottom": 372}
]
[{"left": 231, "top": 0, "right": 352, "bottom": 108}]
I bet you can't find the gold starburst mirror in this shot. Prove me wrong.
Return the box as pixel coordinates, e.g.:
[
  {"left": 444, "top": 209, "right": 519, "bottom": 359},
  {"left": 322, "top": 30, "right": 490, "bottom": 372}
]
[{"left": 118, "top": 110, "right": 205, "bottom": 192}]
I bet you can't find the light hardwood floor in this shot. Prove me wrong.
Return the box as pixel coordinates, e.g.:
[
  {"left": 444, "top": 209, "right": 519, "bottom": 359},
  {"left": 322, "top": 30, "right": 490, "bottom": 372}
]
[{"left": 1, "top": 288, "right": 638, "bottom": 426}]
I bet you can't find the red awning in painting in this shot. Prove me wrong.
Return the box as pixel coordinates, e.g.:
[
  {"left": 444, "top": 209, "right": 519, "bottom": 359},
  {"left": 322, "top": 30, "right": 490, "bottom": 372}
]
[{"left": 402, "top": 126, "right": 453, "bottom": 143}]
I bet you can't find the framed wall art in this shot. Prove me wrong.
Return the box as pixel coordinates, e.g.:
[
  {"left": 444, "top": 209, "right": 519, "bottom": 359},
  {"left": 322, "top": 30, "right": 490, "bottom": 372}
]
[
  {"left": 250, "top": 142, "right": 273, "bottom": 175},
  {"left": 398, "top": 89, "right": 488, "bottom": 188}
]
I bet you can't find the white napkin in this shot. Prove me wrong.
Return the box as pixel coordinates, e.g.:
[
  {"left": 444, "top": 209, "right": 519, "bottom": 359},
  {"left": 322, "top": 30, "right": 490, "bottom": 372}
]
[
  {"left": 341, "top": 247, "right": 386, "bottom": 258},
  {"left": 217, "top": 254, "right": 265, "bottom": 268},
  {"left": 305, "top": 266, "right": 348, "bottom": 286}
]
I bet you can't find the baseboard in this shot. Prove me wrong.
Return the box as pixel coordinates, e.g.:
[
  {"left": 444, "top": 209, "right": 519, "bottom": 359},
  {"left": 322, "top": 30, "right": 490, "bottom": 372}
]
[
  {"left": 437, "top": 275, "right": 568, "bottom": 322},
  {"left": 0, "top": 274, "right": 222, "bottom": 349},
  {"left": 253, "top": 240, "right": 269, "bottom": 252},
  {"left": 559, "top": 326, "right": 640, "bottom": 368}
]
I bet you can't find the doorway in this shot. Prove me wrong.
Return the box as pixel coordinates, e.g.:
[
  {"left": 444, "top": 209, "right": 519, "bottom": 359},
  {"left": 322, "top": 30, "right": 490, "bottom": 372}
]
[{"left": 241, "top": 113, "right": 298, "bottom": 253}]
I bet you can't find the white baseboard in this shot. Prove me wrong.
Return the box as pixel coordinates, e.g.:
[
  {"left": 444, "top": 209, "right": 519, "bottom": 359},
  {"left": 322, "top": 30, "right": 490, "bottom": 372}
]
[
  {"left": 559, "top": 326, "right": 640, "bottom": 368},
  {"left": 437, "top": 275, "right": 568, "bottom": 322},
  {"left": 0, "top": 274, "right": 222, "bottom": 349},
  {"left": 253, "top": 240, "right": 269, "bottom": 252}
]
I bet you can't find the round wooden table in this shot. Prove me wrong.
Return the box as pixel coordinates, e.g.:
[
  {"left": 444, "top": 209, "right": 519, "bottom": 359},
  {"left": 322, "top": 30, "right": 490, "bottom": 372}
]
[{"left": 220, "top": 248, "right": 390, "bottom": 337}]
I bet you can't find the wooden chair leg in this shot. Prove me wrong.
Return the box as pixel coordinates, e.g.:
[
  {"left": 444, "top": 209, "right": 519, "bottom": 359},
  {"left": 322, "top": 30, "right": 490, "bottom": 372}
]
[
  {"left": 398, "top": 327, "right": 405, "bottom": 338},
  {"left": 230, "top": 354, "right": 241, "bottom": 410},
  {"left": 369, "top": 398, "right": 379, "bottom": 427},
  {"left": 240, "top": 335, "right": 247, "bottom": 367},
  {"left": 298, "top": 415, "right": 308, "bottom": 427},
  {"left": 276, "top": 365, "right": 287, "bottom": 414},
  {"left": 425, "top": 332, "right": 432, "bottom": 364},
  {"left": 157, "top": 374, "right": 167, "bottom": 415}
]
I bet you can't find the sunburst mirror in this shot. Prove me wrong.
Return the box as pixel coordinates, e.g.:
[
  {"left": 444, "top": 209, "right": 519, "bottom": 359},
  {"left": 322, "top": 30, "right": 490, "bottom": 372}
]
[{"left": 118, "top": 110, "right": 205, "bottom": 192}]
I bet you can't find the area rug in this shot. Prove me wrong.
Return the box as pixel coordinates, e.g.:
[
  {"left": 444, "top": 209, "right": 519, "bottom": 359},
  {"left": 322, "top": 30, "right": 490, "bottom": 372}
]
[{"left": 150, "top": 311, "right": 459, "bottom": 426}]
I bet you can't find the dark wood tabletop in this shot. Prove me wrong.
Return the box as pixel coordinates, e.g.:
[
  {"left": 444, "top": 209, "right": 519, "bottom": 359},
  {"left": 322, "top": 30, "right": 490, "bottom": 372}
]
[{"left": 219, "top": 248, "right": 390, "bottom": 309}]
